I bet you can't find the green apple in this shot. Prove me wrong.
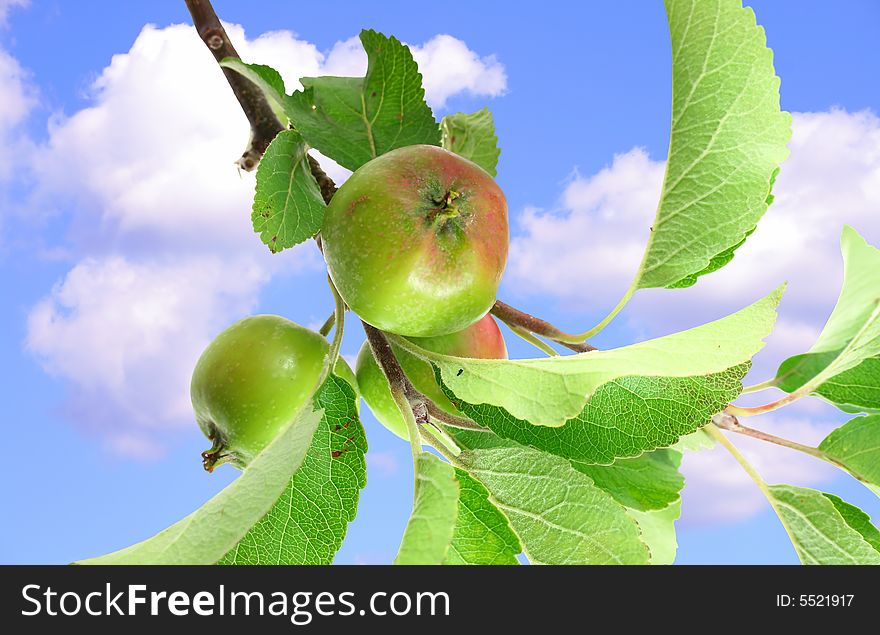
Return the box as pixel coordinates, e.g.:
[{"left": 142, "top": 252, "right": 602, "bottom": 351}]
[
  {"left": 356, "top": 314, "right": 507, "bottom": 440},
  {"left": 321, "top": 144, "right": 508, "bottom": 337},
  {"left": 191, "top": 314, "right": 355, "bottom": 471}
]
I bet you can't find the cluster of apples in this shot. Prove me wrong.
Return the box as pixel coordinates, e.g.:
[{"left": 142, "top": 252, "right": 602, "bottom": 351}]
[{"left": 191, "top": 145, "right": 509, "bottom": 470}]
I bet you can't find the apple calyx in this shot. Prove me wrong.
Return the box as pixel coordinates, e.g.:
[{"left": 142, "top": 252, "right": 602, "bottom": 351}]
[
  {"left": 426, "top": 187, "right": 466, "bottom": 226},
  {"left": 199, "top": 423, "right": 237, "bottom": 473}
]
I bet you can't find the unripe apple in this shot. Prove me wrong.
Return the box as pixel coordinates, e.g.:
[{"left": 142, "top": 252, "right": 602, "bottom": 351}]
[
  {"left": 321, "top": 144, "right": 508, "bottom": 337},
  {"left": 191, "top": 314, "right": 355, "bottom": 471},
  {"left": 356, "top": 314, "right": 507, "bottom": 440}
]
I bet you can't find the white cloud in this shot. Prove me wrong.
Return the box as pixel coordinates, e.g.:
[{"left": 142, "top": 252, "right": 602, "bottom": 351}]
[
  {"left": 507, "top": 109, "right": 880, "bottom": 523},
  {"left": 317, "top": 33, "right": 507, "bottom": 110},
  {"left": 679, "top": 406, "right": 839, "bottom": 525},
  {"left": 24, "top": 22, "right": 507, "bottom": 454},
  {"left": 0, "top": 46, "right": 35, "bottom": 180},
  {"left": 0, "top": 0, "right": 26, "bottom": 25},
  {"left": 366, "top": 450, "right": 401, "bottom": 478},
  {"left": 507, "top": 149, "right": 665, "bottom": 306},
  {"left": 33, "top": 24, "right": 262, "bottom": 249},
  {"left": 508, "top": 109, "right": 880, "bottom": 366},
  {"left": 27, "top": 256, "right": 268, "bottom": 433},
  {"left": 31, "top": 24, "right": 508, "bottom": 246},
  {"left": 104, "top": 432, "right": 167, "bottom": 463},
  {"left": 0, "top": 48, "right": 31, "bottom": 129},
  {"left": 410, "top": 35, "right": 507, "bottom": 108}
]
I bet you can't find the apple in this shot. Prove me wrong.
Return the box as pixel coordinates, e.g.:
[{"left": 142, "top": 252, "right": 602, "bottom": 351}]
[
  {"left": 356, "top": 314, "right": 507, "bottom": 440},
  {"left": 321, "top": 144, "right": 508, "bottom": 337},
  {"left": 191, "top": 314, "right": 355, "bottom": 471}
]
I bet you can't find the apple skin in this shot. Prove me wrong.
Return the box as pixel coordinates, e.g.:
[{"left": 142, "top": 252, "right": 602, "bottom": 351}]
[
  {"left": 356, "top": 314, "right": 507, "bottom": 440},
  {"left": 191, "top": 315, "right": 355, "bottom": 470},
  {"left": 321, "top": 145, "right": 508, "bottom": 337}
]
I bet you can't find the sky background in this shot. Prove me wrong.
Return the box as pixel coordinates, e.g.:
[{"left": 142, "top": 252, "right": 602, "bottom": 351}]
[{"left": 1, "top": 0, "right": 879, "bottom": 565}]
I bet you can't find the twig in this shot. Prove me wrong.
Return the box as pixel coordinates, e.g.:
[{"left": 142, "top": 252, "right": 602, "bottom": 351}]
[
  {"left": 507, "top": 323, "right": 560, "bottom": 356},
  {"left": 704, "top": 423, "right": 775, "bottom": 501},
  {"left": 362, "top": 322, "right": 427, "bottom": 494},
  {"left": 315, "top": 276, "right": 347, "bottom": 388},
  {"left": 185, "top": 0, "right": 284, "bottom": 170},
  {"left": 740, "top": 377, "right": 780, "bottom": 394},
  {"left": 318, "top": 312, "right": 335, "bottom": 337},
  {"left": 705, "top": 422, "right": 809, "bottom": 558},
  {"left": 425, "top": 401, "right": 485, "bottom": 431},
  {"left": 185, "top": 0, "right": 338, "bottom": 202},
  {"left": 308, "top": 155, "right": 338, "bottom": 204},
  {"left": 362, "top": 324, "right": 426, "bottom": 418},
  {"left": 491, "top": 300, "right": 596, "bottom": 352},
  {"left": 711, "top": 411, "right": 851, "bottom": 472},
  {"left": 419, "top": 424, "right": 466, "bottom": 467},
  {"left": 725, "top": 387, "right": 808, "bottom": 417}
]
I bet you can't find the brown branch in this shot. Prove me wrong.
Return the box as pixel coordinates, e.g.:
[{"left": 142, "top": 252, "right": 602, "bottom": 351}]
[
  {"left": 712, "top": 411, "right": 830, "bottom": 464},
  {"left": 185, "top": 0, "right": 284, "bottom": 170},
  {"left": 491, "top": 300, "right": 596, "bottom": 352},
  {"left": 185, "top": 0, "right": 337, "bottom": 203},
  {"left": 308, "top": 155, "right": 338, "bottom": 204},
  {"left": 425, "top": 401, "right": 485, "bottom": 431},
  {"left": 712, "top": 411, "right": 874, "bottom": 487},
  {"left": 362, "top": 323, "right": 429, "bottom": 425}
]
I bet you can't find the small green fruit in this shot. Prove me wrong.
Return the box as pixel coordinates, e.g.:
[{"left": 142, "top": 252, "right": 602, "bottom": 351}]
[
  {"left": 321, "top": 144, "right": 509, "bottom": 337},
  {"left": 356, "top": 314, "right": 506, "bottom": 440},
  {"left": 191, "top": 314, "right": 354, "bottom": 471}
]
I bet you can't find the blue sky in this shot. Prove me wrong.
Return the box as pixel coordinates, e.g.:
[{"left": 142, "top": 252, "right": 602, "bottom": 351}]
[{"left": 1, "top": 0, "right": 879, "bottom": 565}]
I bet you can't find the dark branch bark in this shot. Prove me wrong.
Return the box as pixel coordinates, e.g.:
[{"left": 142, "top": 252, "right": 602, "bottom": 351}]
[
  {"left": 491, "top": 300, "right": 596, "bottom": 352},
  {"left": 425, "top": 402, "right": 485, "bottom": 431},
  {"left": 362, "top": 322, "right": 429, "bottom": 425},
  {"left": 185, "top": 0, "right": 337, "bottom": 202},
  {"left": 364, "top": 323, "right": 485, "bottom": 435},
  {"left": 185, "top": 0, "right": 284, "bottom": 170},
  {"left": 308, "top": 155, "right": 338, "bottom": 204}
]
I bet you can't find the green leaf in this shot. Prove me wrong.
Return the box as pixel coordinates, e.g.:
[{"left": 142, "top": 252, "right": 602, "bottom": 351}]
[
  {"left": 450, "top": 430, "right": 683, "bottom": 563},
  {"left": 399, "top": 286, "right": 781, "bottom": 427},
  {"left": 394, "top": 453, "right": 459, "bottom": 565},
  {"left": 818, "top": 415, "right": 880, "bottom": 497},
  {"left": 220, "top": 376, "right": 367, "bottom": 564},
  {"left": 444, "top": 365, "right": 745, "bottom": 465},
  {"left": 575, "top": 449, "right": 684, "bottom": 511},
  {"left": 629, "top": 500, "right": 682, "bottom": 565},
  {"left": 461, "top": 445, "right": 650, "bottom": 564},
  {"left": 77, "top": 402, "right": 323, "bottom": 564},
  {"left": 775, "top": 227, "right": 880, "bottom": 411},
  {"left": 444, "top": 469, "right": 522, "bottom": 565},
  {"left": 286, "top": 30, "right": 440, "bottom": 171},
  {"left": 768, "top": 485, "right": 880, "bottom": 564},
  {"left": 823, "top": 493, "right": 880, "bottom": 552},
  {"left": 632, "top": 0, "right": 791, "bottom": 290},
  {"left": 251, "top": 129, "right": 326, "bottom": 254},
  {"left": 666, "top": 230, "right": 753, "bottom": 289},
  {"left": 584, "top": 449, "right": 686, "bottom": 563},
  {"left": 778, "top": 354, "right": 880, "bottom": 415},
  {"left": 671, "top": 428, "right": 716, "bottom": 452},
  {"left": 440, "top": 108, "right": 500, "bottom": 176},
  {"left": 219, "top": 59, "right": 289, "bottom": 124}
]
